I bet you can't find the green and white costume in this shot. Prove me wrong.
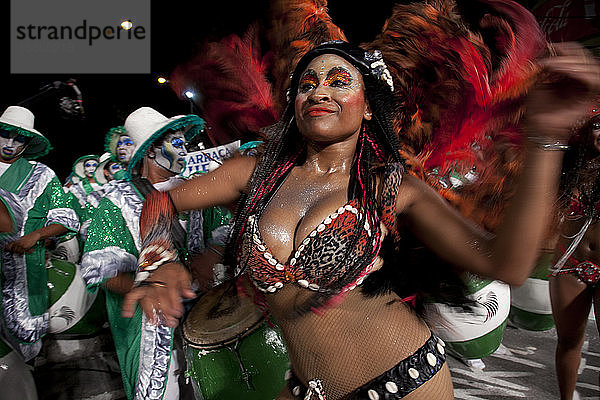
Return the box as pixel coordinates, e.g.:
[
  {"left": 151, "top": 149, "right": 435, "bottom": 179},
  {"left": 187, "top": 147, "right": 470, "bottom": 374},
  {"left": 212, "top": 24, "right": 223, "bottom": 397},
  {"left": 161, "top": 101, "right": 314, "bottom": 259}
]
[
  {"left": 81, "top": 176, "right": 230, "bottom": 399},
  {"left": 0, "top": 158, "right": 79, "bottom": 360}
]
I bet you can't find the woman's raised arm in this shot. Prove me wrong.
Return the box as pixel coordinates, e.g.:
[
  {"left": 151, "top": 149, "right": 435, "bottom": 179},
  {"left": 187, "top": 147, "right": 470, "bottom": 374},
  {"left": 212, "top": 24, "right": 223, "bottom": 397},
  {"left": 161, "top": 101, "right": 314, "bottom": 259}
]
[
  {"left": 169, "top": 154, "right": 257, "bottom": 212},
  {"left": 398, "top": 43, "right": 600, "bottom": 286}
]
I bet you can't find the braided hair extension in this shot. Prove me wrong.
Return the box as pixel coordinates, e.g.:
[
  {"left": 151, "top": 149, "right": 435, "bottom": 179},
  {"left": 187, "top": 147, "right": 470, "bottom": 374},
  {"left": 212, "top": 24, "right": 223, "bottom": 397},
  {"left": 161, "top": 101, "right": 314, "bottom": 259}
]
[{"left": 557, "top": 115, "right": 600, "bottom": 220}]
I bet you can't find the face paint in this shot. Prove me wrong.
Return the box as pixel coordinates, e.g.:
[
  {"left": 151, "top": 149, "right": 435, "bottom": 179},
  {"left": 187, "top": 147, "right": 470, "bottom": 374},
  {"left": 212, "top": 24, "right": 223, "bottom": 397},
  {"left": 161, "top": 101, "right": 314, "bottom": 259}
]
[
  {"left": 116, "top": 135, "right": 134, "bottom": 163},
  {"left": 153, "top": 131, "right": 187, "bottom": 174},
  {"left": 84, "top": 159, "right": 98, "bottom": 178},
  {"left": 295, "top": 54, "right": 368, "bottom": 144},
  {"left": 104, "top": 162, "right": 122, "bottom": 181},
  {"left": 0, "top": 130, "right": 29, "bottom": 162}
]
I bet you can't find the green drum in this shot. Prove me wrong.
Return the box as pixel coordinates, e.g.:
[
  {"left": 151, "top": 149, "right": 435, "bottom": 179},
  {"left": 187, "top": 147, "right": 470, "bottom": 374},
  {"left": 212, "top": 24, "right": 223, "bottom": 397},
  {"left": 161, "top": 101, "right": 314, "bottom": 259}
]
[
  {"left": 47, "top": 259, "right": 106, "bottom": 336},
  {"left": 424, "top": 274, "right": 511, "bottom": 359},
  {"left": 509, "top": 253, "right": 555, "bottom": 331},
  {"left": 183, "top": 282, "right": 289, "bottom": 400}
]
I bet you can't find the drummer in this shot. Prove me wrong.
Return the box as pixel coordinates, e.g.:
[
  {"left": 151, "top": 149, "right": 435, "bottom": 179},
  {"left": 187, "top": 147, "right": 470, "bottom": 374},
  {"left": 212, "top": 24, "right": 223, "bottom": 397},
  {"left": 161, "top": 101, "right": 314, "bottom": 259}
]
[
  {"left": 80, "top": 107, "right": 226, "bottom": 400},
  {"left": 0, "top": 106, "right": 80, "bottom": 399}
]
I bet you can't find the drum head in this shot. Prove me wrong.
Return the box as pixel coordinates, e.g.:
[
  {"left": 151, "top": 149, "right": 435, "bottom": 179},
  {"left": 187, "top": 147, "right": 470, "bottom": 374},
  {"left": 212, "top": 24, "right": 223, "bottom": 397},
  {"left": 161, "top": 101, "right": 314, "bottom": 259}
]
[{"left": 183, "top": 281, "right": 264, "bottom": 349}]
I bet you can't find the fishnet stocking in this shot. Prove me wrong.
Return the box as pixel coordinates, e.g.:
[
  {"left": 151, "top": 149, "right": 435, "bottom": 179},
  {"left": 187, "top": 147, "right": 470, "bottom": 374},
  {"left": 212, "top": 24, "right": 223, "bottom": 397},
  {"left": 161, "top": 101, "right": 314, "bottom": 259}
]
[{"left": 269, "top": 287, "right": 454, "bottom": 399}]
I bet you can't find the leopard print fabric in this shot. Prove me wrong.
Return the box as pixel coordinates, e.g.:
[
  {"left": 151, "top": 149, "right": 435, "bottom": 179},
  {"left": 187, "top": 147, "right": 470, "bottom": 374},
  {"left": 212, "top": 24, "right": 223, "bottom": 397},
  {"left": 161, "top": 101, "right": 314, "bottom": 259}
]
[{"left": 240, "top": 163, "right": 403, "bottom": 295}]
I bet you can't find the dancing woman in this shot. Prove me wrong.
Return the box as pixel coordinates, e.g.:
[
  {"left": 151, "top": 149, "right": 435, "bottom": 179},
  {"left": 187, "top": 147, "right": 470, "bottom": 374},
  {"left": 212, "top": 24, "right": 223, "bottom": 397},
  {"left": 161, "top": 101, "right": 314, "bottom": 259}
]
[
  {"left": 124, "top": 41, "right": 599, "bottom": 399},
  {"left": 550, "top": 111, "right": 600, "bottom": 400}
]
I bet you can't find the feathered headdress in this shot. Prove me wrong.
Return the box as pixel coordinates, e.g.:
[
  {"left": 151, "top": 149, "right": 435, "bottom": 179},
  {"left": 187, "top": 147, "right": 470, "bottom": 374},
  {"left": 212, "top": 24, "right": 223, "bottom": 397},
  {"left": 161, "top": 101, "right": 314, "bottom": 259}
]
[
  {"left": 267, "top": 0, "right": 347, "bottom": 110},
  {"left": 366, "top": 0, "right": 546, "bottom": 229},
  {"left": 169, "top": 25, "right": 278, "bottom": 145}
]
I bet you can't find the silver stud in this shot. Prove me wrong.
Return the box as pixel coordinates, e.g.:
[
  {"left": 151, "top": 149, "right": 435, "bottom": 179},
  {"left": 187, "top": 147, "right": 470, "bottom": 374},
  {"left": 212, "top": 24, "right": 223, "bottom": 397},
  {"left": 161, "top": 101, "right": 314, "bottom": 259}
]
[
  {"left": 310, "top": 231, "right": 317, "bottom": 237},
  {"left": 295, "top": 251, "right": 301, "bottom": 258},
  {"left": 257, "top": 244, "right": 266, "bottom": 252},
  {"left": 276, "top": 263, "right": 285, "bottom": 271},
  {"left": 298, "top": 244, "right": 305, "bottom": 252},
  {"left": 268, "top": 258, "right": 277, "bottom": 266},
  {"left": 290, "top": 258, "right": 297, "bottom": 266},
  {"left": 316, "top": 224, "right": 326, "bottom": 232},
  {"left": 385, "top": 381, "right": 398, "bottom": 393},
  {"left": 408, "top": 368, "right": 419, "bottom": 379},
  {"left": 264, "top": 252, "right": 272, "bottom": 259},
  {"left": 338, "top": 206, "right": 346, "bottom": 214},
  {"left": 267, "top": 286, "right": 277, "bottom": 293},
  {"left": 275, "top": 282, "right": 284, "bottom": 288},
  {"left": 367, "top": 389, "right": 380, "bottom": 400},
  {"left": 438, "top": 338, "right": 445, "bottom": 347},
  {"left": 302, "top": 238, "right": 311, "bottom": 245},
  {"left": 284, "top": 369, "right": 292, "bottom": 380},
  {"left": 308, "top": 283, "right": 320, "bottom": 291}
]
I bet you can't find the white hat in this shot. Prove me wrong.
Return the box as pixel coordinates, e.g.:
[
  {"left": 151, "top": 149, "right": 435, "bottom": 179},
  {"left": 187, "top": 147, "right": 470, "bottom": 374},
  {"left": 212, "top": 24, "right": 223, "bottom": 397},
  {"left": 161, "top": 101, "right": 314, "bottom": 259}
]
[
  {"left": 94, "top": 152, "right": 118, "bottom": 184},
  {"left": 0, "top": 106, "right": 51, "bottom": 159},
  {"left": 72, "top": 154, "right": 100, "bottom": 179},
  {"left": 124, "top": 107, "right": 205, "bottom": 171}
]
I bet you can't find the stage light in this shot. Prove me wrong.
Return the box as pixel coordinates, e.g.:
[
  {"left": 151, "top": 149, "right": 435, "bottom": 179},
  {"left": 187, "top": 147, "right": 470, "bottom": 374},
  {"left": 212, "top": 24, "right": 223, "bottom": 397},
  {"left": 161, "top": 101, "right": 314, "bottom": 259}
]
[
  {"left": 184, "top": 90, "right": 194, "bottom": 99},
  {"left": 121, "top": 20, "right": 133, "bottom": 30},
  {"left": 157, "top": 77, "right": 167, "bottom": 84}
]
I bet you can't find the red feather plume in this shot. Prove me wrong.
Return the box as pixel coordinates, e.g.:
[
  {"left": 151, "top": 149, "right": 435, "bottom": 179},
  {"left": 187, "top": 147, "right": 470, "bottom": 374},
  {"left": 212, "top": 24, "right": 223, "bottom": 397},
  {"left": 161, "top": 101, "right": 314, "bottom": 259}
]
[{"left": 169, "top": 25, "right": 278, "bottom": 145}]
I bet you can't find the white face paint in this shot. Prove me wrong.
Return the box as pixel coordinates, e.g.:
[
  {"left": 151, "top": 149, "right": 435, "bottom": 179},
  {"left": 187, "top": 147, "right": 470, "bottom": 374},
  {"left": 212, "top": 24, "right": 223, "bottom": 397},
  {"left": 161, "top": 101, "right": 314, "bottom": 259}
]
[
  {"left": 116, "top": 135, "right": 135, "bottom": 163},
  {"left": 105, "top": 161, "right": 123, "bottom": 181},
  {"left": 0, "top": 130, "right": 29, "bottom": 162},
  {"left": 84, "top": 159, "right": 99, "bottom": 178},
  {"left": 152, "top": 131, "right": 187, "bottom": 174}
]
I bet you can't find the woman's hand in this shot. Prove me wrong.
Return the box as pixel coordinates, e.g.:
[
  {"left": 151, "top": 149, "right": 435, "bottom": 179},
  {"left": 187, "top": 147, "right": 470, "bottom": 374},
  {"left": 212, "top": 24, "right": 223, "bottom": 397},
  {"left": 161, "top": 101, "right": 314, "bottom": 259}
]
[
  {"left": 5, "top": 232, "right": 40, "bottom": 254},
  {"left": 524, "top": 42, "right": 600, "bottom": 141},
  {"left": 121, "top": 262, "right": 196, "bottom": 327}
]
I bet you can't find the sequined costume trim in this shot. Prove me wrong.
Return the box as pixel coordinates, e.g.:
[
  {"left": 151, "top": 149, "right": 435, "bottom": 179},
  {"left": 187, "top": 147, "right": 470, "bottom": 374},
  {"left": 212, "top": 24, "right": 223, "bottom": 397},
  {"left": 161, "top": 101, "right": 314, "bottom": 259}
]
[
  {"left": 81, "top": 246, "right": 138, "bottom": 287},
  {"left": 83, "top": 179, "right": 206, "bottom": 400},
  {"left": 103, "top": 181, "right": 144, "bottom": 250},
  {"left": 288, "top": 333, "right": 446, "bottom": 399},
  {"left": 134, "top": 313, "right": 173, "bottom": 400},
  {"left": 46, "top": 207, "right": 79, "bottom": 232}
]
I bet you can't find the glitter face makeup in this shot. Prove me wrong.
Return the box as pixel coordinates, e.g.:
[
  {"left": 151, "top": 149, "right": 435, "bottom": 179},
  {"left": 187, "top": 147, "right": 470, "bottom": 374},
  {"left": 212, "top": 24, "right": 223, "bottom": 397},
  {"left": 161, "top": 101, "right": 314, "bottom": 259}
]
[
  {"left": 294, "top": 54, "right": 369, "bottom": 144},
  {"left": 0, "top": 130, "right": 29, "bottom": 162}
]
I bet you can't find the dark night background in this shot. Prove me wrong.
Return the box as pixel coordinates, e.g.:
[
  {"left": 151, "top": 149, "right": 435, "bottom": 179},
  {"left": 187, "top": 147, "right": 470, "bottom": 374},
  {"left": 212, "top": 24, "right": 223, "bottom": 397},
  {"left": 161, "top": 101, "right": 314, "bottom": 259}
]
[
  {"left": 0, "top": 0, "right": 403, "bottom": 179},
  {"left": 0, "top": 0, "right": 597, "bottom": 180}
]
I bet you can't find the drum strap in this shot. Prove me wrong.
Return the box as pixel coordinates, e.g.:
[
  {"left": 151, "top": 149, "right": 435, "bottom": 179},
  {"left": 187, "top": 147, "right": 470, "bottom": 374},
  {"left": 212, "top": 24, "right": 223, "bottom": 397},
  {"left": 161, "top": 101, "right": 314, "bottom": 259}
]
[{"left": 131, "top": 176, "right": 188, "bottom": 254}]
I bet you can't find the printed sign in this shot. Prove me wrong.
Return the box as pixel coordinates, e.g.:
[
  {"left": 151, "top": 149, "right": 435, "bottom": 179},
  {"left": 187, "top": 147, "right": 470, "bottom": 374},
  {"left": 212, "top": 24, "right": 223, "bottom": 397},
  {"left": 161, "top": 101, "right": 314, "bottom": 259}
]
[{"left": 183, "top": 140, "right": 240, "bottom": 177}]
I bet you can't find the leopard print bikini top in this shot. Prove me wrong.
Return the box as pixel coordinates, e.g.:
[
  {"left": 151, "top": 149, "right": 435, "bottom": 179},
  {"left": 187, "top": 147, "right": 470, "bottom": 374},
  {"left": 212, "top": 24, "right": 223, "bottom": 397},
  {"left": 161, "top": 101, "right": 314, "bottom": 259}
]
[{"left": 239, "top": 163, "right": 403, "bottom": 295}]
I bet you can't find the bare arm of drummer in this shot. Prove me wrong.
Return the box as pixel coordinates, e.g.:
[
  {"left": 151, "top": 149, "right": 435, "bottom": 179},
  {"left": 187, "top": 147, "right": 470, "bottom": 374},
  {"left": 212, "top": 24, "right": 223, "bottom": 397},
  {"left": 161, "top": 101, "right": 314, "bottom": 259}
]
[
  {"left": 122, "top": 156, "right": 256, "bottom": 326},
  {"left": 6, "top": 223, "right": 68, "bottom": 254}
]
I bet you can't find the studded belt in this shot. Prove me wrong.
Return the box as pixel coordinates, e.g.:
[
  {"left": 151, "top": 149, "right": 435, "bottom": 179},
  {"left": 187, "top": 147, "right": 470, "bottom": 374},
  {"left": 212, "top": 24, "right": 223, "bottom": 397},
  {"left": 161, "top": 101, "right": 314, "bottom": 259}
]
[{"left": 287, "top": 332, "right": 447, "bottom": 399}]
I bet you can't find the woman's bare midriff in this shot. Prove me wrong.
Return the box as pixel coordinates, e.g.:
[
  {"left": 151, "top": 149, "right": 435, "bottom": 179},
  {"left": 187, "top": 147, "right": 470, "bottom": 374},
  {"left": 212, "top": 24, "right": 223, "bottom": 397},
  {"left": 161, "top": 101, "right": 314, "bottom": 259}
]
[{"left": 266, "top": 285, "right": 433, "bottom": 398}]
